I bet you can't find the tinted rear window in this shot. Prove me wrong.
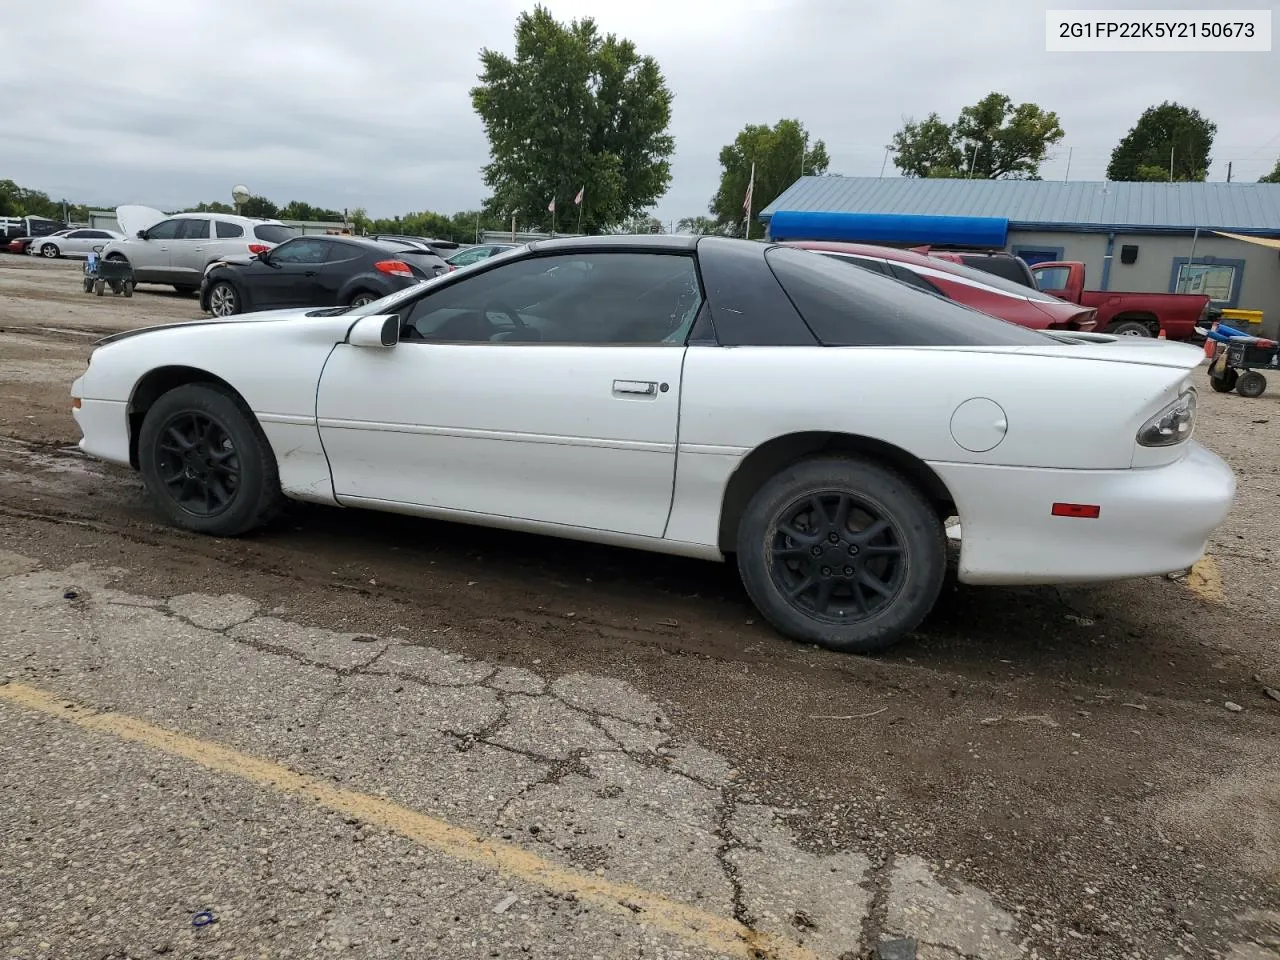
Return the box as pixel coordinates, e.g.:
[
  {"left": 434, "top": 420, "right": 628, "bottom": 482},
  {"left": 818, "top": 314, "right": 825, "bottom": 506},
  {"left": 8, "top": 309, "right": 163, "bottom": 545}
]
[
  {"left": 924, "top": 255, "right": 1061, "bottom": 302},
  {"left": 764, "top": 246, "right": 1051, "bottom": 347},
  {"left": 958, "top": 254, "right": 1035, "bottom": 287},
  {"left": 216, "top": 221, "right": 245, "bottom": 239},
  {"left": 253, "top": 224, "right": 296, "bottom": 243}
]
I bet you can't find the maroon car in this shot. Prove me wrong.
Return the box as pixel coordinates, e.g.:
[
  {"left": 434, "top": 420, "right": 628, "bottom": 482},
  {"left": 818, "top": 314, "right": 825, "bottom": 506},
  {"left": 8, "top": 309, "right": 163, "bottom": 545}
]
[{"left": 781, "top": 241, "right": 1098, "bottom": 333}]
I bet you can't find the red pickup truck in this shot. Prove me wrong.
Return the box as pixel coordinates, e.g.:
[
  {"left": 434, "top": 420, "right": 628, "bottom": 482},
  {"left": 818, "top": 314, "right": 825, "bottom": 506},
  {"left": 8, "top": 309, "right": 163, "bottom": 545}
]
[{"left": 1027, "top": 261, "right": 1211, "bottom": 340}]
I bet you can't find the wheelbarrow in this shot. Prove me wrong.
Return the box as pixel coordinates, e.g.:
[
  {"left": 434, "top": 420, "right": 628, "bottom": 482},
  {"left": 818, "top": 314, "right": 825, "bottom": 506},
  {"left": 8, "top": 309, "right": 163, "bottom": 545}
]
[
  {"left": 83, "top": 248, "right": 134, "bottom": 297},
  {"left": 1200, "top": 322, "right": 1279, "bottom": 398}
]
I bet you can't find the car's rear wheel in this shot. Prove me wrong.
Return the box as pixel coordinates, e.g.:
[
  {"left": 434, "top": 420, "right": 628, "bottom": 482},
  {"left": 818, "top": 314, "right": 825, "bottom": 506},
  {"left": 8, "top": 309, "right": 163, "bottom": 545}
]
[
  {"left": 1108, "top": 320, "right": 1154, "bottom": 337},
  {"left": 736, "top": 457, "right": 946, "bottom": 654},
  {"left": 348, "top": 291, "right": 378, "bottom": 308},
  {"left": 1237, "top": 371, "right": 1267, "bottom": 398},
  {"left": 138, "top": 384, "right": 282, "bottom": 536},
  {"left": 208, "top": 280, "right": 240, "bottom": 317},
  {"left": 40, "top": 243, "right": 59, "bottom": 258}
]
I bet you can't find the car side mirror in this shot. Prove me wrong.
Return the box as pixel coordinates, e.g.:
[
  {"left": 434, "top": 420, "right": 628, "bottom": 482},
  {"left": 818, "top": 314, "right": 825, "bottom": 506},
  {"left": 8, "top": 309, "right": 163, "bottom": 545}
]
[
  {"left": 137, "top": 229, "right": 148, "bottom": 239},
  {"left": 348, "top": 314, "right": 399, "bottom": 348}
]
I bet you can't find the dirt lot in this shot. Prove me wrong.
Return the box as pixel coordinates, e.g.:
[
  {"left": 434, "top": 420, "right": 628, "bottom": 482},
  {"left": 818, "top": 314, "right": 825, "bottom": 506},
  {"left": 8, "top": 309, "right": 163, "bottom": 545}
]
[{"left": 1, "top": 253, "right": 1278, "bottom": 959}]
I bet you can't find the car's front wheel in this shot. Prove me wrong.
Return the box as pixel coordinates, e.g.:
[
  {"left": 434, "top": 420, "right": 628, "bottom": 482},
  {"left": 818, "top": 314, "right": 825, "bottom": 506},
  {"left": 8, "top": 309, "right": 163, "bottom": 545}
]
[
  {"left": 348, "top": 291, "right": 378, "bottom": 308},
  {"left": 138, "top": 384, "right": 283, "bottom": 536},
  {"left": 736, "top": 457, "right": 946, "bottom": 654},
  {"left": 208, "top": 280, "right": 240, "bottom": 317},
  {"left": 40, "top": 243, "right": 59, "bottom": 258}
]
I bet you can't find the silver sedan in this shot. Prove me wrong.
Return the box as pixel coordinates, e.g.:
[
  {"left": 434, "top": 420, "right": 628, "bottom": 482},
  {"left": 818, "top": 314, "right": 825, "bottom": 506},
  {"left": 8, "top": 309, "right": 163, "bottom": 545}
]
[{"left": 31, "top": 228, "right": 126, "bottom": 259}]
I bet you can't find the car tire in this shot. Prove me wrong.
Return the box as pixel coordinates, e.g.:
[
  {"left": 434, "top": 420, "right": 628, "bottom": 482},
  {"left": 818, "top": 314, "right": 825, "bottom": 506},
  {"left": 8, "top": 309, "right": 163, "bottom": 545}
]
[
  {"left": 1236, "top": 371, "right": 1267, "bottom": 398},
  {"left": 208, "top": 280, "right": 241, "bottom": 317},
  {"left": 40, "top": 243, "right": 59, "bottom": 258},
  {"left": 1210, "top": 368, "right": 1239, "bottom": 392},
  {"left": 1108, "top": 320, "right": 1154, "bottom": 337},
  {"left": 138, "top": 383, "right": 283, "bottom": 536},
  {"left": 735, "top": 456, "right": 946, "bottom": 654},
  {"left": 348, "top": 291, "right": 378, "bottom": 308}
]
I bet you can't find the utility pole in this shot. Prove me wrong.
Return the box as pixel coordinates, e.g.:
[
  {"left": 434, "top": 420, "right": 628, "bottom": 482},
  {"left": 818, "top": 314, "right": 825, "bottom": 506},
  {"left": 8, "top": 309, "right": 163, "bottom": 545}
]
[
  {"left": 1064, "top": 147, "right": 1073, "bottom": 182},
  {"left": 968, "top": 145, "right": 980, "bottom": 178},
  {"left": 880, "top": 147, "right": 891, "bottom": 178},
  {"left": 1227, "top": 161, "right": 1233, "bottom": 183},
  {"left": 1169, "top": 145, "right": 1175, "bottom": 182}
]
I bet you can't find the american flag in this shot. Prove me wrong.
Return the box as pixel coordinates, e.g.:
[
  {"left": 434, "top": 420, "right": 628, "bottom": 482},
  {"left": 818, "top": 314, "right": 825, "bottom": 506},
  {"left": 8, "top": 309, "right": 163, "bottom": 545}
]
[
  {"left": 547, "top": 197, "right": 556, "bottom": 213},
  {"left": 574, "top": 186, "right": 584, "bottom": 205},
  {"left": 743, "top": 162, "right": 755, "bottom": 218}
]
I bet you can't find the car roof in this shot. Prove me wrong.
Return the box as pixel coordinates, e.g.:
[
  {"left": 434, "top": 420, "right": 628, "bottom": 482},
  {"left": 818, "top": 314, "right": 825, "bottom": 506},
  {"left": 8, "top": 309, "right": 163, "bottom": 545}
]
[{"left": 527, "top": 234, "right": 699, "bottom": 254}]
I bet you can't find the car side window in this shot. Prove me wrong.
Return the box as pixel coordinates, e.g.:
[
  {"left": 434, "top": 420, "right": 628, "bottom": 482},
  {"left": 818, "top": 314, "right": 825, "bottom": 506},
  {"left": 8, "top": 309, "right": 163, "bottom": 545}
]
[
  {"left": 400, "top": 252, "right": 703, "bottom": 345},
  {"left": 215, "top": 221, "right": 245, "bottom": 239},
  {"left": 449, "top": 247, "right": 487, "bottom": 266},
  {"left": 145, "top": 219, "right": 182, "bottom": 240},
  {"left": 270, "top": 238, "right": 331, "bottom": 264},
  {"left": 68, "top": 230, "right": 92, "bottom": 238},
  {"left": 1034, "top": 266, "right": 1070, "bottom": 290},
  {"left": 176, "top": 219, "right": 210, "bottom": 240}
]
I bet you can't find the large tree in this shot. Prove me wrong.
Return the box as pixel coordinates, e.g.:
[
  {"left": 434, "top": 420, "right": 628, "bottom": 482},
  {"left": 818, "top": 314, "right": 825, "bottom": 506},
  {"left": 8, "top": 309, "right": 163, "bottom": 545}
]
[
  {"left": 708, "top": 119, "right": 829, "bottom": 236},
  {"left": 891, "top": 93, "right": 1063, "bottom": 180},
  {"left": 1257, "top": 158, "right": 1280, "bottom": 183},
  {"left": 471, "top": 5, "right": 675, "bottom": 234},
  {"left": 1106, "top": 102, "right": 1216, "bottom": 182}
]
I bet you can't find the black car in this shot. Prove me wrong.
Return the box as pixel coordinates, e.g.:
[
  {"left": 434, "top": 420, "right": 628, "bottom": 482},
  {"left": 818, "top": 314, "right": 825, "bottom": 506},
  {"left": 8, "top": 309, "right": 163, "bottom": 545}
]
[{"left": 199, "top": 235, "right": 449, "bottom": 317}]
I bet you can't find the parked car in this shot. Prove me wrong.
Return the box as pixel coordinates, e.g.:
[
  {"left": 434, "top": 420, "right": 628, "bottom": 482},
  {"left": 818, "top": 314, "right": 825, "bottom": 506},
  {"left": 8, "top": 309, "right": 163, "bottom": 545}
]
[
  {"left": 100, "top": 205, "right": 296, "bottom": 295},
  {"left": 4, "top": 237, "right": 34, "bottom": 255},
  {"left": 912, "top": 247, "right": 1037, "bottom": 287},
  {"left": 199, "top": 235, "right": 446, "bottom": 317},
  {"left": 71, "top": 235, "right": 1232, "bottom": 654},
  {"left": 1, "top": 215, "right": 66, "bottom": 245},
  {"left": 368, "top": 234, "right": 460, "bottom": 258},
  {"left": 447, "top": 243, "right": 520, "bottom": 268},
  {"left": 30, "top": 227, "right": 126, "bottom": 259},
  {"left": 1029, "top": 261, "right": 1212, "bottom": 339},
  {"left": 783, "top": 241, "right": 1098, "bottom": 332},
  {"left": 370, "top": 238, "right": 453, "bottom": 276}
]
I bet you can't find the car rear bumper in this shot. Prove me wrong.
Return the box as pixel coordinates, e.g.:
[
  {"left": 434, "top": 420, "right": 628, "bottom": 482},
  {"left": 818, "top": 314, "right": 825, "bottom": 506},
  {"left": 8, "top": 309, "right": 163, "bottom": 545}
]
[{"left": 931, "top": 441, "right": 1235, "bottom": 585}]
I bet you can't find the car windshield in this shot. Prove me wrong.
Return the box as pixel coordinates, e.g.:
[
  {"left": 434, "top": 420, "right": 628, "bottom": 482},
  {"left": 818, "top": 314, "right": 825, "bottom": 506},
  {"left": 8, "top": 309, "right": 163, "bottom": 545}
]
[
  {"left": 253, "top": 224, "right": 296, "bottom": 244},
  {"left": 765, "top": 246, "right": 1055, "bottom": 347}
]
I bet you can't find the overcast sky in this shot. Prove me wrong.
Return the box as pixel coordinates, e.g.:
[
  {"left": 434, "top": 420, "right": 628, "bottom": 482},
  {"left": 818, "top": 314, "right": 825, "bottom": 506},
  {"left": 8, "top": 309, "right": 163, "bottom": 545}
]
[{"left": 4, "top": 0, "right": 1277, "bottom": 227}]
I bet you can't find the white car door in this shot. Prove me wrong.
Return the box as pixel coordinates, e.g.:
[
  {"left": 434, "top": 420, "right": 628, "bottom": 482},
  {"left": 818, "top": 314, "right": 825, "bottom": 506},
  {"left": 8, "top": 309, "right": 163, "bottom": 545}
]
[
  {"left": 315, "top": 250, "right": 703, "bottom": 538},
  {"left": 129, "top": 218, "right": 182, "bottom": 278}
]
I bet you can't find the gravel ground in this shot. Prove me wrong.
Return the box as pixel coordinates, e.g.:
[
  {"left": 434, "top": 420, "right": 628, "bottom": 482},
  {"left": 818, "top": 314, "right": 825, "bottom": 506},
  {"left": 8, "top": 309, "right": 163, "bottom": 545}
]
[{"left": 1, "top": 253, "right": 1278, "bottom": 959}]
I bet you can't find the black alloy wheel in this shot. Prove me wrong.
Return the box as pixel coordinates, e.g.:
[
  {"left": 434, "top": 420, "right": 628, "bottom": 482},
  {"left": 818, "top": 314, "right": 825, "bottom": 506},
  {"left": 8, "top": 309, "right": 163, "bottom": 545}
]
[
  {"left": 153, "top": 411, "right": 240, "bottom": 518},
  {"left": 769, "top": 492, "right": 907, "bottom": 623}
]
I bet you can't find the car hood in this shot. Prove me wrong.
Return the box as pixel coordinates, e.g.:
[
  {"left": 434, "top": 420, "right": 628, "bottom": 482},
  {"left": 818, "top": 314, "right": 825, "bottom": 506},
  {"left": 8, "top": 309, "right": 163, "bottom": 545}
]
[
  {"left": 115, "top": 204, "right": 168, "bottom": 237},
  {"left": 1013, "top": 333, "right": 1206, "bottom": 370},
  {"left": 94, "top": 307, "right": 323, "bottom": 346}
]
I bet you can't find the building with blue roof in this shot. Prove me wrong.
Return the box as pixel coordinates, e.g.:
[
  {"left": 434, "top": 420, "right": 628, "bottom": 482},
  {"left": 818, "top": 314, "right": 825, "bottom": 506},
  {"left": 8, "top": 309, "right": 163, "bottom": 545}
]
[{"left": 759, "top": 176, "right": 1280, "bottom": 318}]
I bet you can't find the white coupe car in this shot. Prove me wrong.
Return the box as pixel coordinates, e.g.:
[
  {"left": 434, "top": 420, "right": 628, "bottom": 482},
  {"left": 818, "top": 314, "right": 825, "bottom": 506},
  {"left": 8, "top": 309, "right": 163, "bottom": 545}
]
[{"left": 70, "top": 235, "right": 1235, "bottom": 653}]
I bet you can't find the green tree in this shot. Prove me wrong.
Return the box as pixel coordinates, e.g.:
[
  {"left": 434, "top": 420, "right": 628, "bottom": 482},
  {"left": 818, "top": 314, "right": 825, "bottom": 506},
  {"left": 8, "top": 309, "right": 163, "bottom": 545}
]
[
  {"left": 278, "top": 200, "right": 343, "bottom": 222},
  {"left": 238, "top": 194, "right": 279, "bottom": 218},
  {"left": 185, "top": 200, "right": 236, "bottom": 214},
  {"left": 708, "top": 119, "right": 829, "bottom": 236},
  {"left": 892, "top": 93, "right": 1064, "bottom": 179},
  {"left": 676, "top": 215, "right": 730, "bottom": 236},
  {"left": 1106, "top": 102, "right": 1216, "bottom": 182},
  {"left": 0, "top": 179, "right": 61, "bottom": 218},
  {"left": 1257, "top": 158, "right": 1280, "bottom": 183},
  {"left": 471, "top": 4, "right": 675, "bottom": 234}
]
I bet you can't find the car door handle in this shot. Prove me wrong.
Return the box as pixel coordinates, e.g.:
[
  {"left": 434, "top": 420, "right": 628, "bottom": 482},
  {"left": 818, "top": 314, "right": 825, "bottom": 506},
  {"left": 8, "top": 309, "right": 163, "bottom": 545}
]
[{"left": 612, "top": 379, "right": 658, "bottom": 396}]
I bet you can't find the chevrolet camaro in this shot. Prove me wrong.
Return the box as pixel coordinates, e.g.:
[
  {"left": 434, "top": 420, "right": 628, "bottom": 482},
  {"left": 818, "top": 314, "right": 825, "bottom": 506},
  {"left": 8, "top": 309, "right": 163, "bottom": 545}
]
[{"left": 69, "top": 235, "right": 1235, "bottom": 653}]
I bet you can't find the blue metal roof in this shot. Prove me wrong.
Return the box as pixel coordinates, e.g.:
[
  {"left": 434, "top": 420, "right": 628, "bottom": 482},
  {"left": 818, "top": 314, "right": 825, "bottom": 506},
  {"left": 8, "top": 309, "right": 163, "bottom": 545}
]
[{"left": 759, "top": 176, "right": 1280, "bottom": 234}]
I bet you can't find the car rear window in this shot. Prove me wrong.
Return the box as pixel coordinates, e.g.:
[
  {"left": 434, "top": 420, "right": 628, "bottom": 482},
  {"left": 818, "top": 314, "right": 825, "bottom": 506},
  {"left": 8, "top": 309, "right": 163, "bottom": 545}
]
[
  {"left": 957, "top": 254, "right": 1036, "bottom": 288},
  {"left": 253, "top": 224, "right": 296, "bottom": 243},
  {"left": 216, "top": 221, "right": 245, "bottom": 239},
  {"left": 764, "top": 246, "right": 1051, "bottom": 347},
  {"left": 926, "top": 255, "right": 1062, "bottom": 301}
]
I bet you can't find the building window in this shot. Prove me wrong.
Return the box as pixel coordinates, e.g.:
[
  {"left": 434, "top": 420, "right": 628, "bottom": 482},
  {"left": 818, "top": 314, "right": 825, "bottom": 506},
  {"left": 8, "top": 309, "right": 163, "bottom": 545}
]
[
  {"left": 1011, "top": 246, "right": 1064, "bottom": 268},
  {"left": 1169, "top": 257, "right": 1245, "bottom": 307}
]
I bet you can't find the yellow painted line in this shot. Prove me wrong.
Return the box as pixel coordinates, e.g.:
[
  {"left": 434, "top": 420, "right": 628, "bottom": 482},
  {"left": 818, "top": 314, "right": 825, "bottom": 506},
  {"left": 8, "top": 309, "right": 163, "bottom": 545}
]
[
  {"left": 0, "top": 681, "right": 818, "bottom": 960},
  {"left": 1185, "top": 556, "right": 1224, "bottom": 604}
]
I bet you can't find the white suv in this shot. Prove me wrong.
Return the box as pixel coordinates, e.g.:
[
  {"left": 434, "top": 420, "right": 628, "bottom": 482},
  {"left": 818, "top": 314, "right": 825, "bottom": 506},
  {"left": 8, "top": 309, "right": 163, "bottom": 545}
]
[{"left": 100, "top": 205, "right": 296, "bottom": 294}]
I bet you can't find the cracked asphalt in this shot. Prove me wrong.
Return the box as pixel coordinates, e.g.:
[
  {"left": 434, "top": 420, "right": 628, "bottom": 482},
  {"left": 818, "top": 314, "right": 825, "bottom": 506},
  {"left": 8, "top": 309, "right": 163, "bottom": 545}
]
[
  {"left": 0, "top": 553, "right": 1023, "bottom": 959},
  {"left": 2, "top": 254, "right": 1279, "bottom": 959}
]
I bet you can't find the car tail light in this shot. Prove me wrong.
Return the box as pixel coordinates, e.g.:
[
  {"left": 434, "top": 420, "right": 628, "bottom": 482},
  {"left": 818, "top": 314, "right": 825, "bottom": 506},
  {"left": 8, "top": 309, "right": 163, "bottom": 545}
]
[
  {"left": 248, "top": 243, "right": 270, "bottom": 255},
  {"left": 375, "top": 259, "right": 414, "bottom": 278},
  {"left": 1137, "top": 389, "right": 1197, "bottom": 447}
]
